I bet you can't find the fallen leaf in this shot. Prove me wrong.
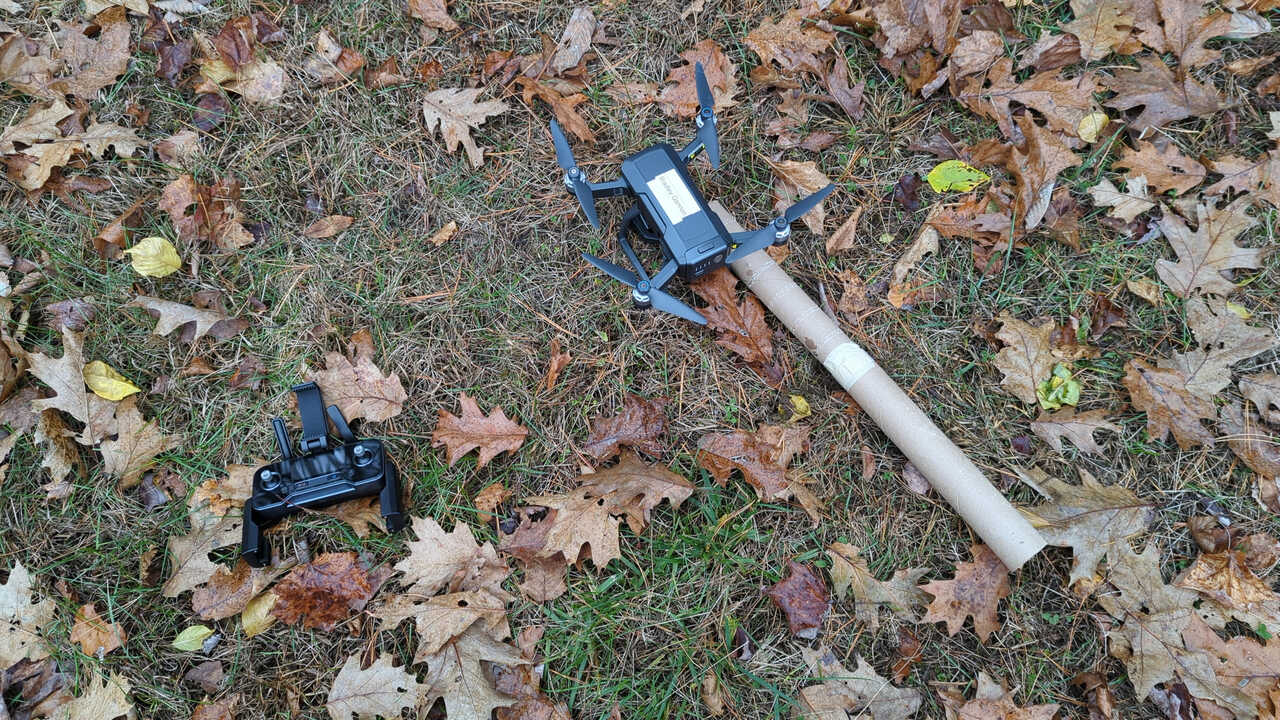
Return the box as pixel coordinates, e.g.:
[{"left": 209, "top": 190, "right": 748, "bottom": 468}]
[
  {"left": 394, "top": 515, "right": 511, "bottom": 598},
  {"left": 765, "top": 560, "right": 828, "bottom": 639},
  {"left": 957, "top": 60, "right": 1101, "bottom": 139},
  {"left": 1077, "top": 110, "right": 1109, "bottom": 142},
  {"left": 583, "top": 393, "right": 667, "bottom": 461},
  {"left": 992, "top": 313, "right": 1057, "bottom": 405},
  {"left": 1176, "top": 548, "right": 1280, "bottom": 631},
  {"left": 1122, "top": 359, "right": 1215, "bottom": 448},
  {"left": 373, "top": 590, "right": 510, "bottom": 660},
  {"left": 474, "top": 482, "right": 510, "bottom": 523},
  {"left": 658, "top": 39, "right": 738, "bottom": 118},
  {"left": 1218, "top": 402, "right": 1280, "bottom": 494},
  {"left": 420, "top": 627, "right": 526, "bottom": 720},
  {"left": 1064, "top": 0, "right": 1135, "bottom": 60},
  {"left": 701, "top": 672, "right": 726, "bottom": 716},
  {"left": 1104, "top": 55, "right": 1225, "bottom": 130},
  {"left": 302, "top": 29, "right": 364, "bottom": 84},
  {"left": 769, "top": 159, "right": 832, "bottom": 236},
  {"left": 183, "top": 660, "right": 224, "bottom": 695},
  {"left": 1126, "top": 277, "right": 1163, "bottom": 306},
  {"left": 158, "top": 174, "right": 255, "bottom": 251},
  {"left": 317, "top": 496, "right": 387, "bottom": 538},
  {"left": 241, "top": 591, "right": 277, "bottom": 637},
  {"left": 191, "top": 695, "right": 239, "bottom": 720},
  {"left": 69, "top": 603, "right": 125, "bottom": 656},
  {"left": 950, "top": 30, "right": 1005, "bottom": 78},
  {"left": 518, "top": 78, "right": 595, "bottom": 144},
  {"left": 1240, "top": 373, "right": 1280, "bottom": 424},
  {"left": 432, "top": 392, "right": 527, "bottom": 468},
  {"left": 690, "top": 267, "right": 787, "bottom": 387},
  {"left": 325, "top": 654, "right": 424, "bottom": 720},
  {"left": 797, "top": 647, "right": 923, "bottom": 720},
  {"left": 270, "top": 552, "right": 376, "bottom": 631},
  {"left": 409, "top": 0, "right": 458, "bottom": 31},
  {"left": 191, "top": 559, "right": 281, "bottom": 620},
  {"left": 0, "top": 562, "right": 55, "bottom": 667},
  {"left": 1019, "top": 469, "right": 1153, "bottom": 584},
  {"left": 422, "top": 88, "right": 509, "bottom": 168},
  {"left": 1089, "top": 176, "right": 1154, "bottom": 222},
  {"left": 1180, "top": 616, "right": 1280, "bottom": 718},
  {"left": 302, "top": 215, "right": 354, "bottom": 238},
  {"left": 1030, "top": 408, "right": 1121, "bottom": 456},
  {"left": 363, "top": 57, "right": 408, "bottom": 89},
  {"left": 826, "top": 207, "right": 865, "bottom": 255},
  {"left": 919, "top": 544, "right": 1010, "bottom": 642},
  {"left": 826, "top": 543, "right": 929, "bottom": 629},
  {"left": 1159, "top": 297, "right": 1275, "bottom": 400},
  {"left": 939, "top": 672, "right": 1060, "bottom": 720},
  {"left": 891, "top": 627, "right": 923, "bottom": 683},
  {"left": 35, "top": 410, "right": 81, "bottom": 499},
  {"left": 308, "top": 329, "right": 407, "bottom": 422},
  {"left": 92, "top": 196, "right": 145, "bottom": 258},
  {"left": 161, "top": 514, "right": 243, "bottom": 598},
  {"left": 1007, "top": 114, "right": 1082, "bottom": 231},
  {"left": 0, "top": 99, "right": 71, "bottom": 153},
  {"left": 26, "top": 327, "right": 118, "bottom": 445},
  {"left": 926, "top": 159, "right": 991, "bottom": 192},
  {"left": 129, "top": 295, "right": 243, "bottom": 345},
  {"left": 697, "top": 423, "right": 809, "bottom": 501},
  {"left": 122, "top": 236, "right": 182, "bottom": 278},
  {"left": 172, "top": 624, "right": 214, "bottom": 651},
  {"left": 48, "top": 668, "right": 133, "bottom": 720},
  {"left": 427, "top": 220, "right": 457, "bottom": 246},
  {"left": 539, "top": 337, "right": 570, "bottom": 393},
  {"left": 745, "top": 9, "right": 836, "bottom": 76},
  {"left": 1154, "top": 198, "right": 1261, "bottom": 298},
  {"left": 892, "top": 172, "right": 923, "bottom": 211},
  {"left": 50, "top": 7, "right": 131, "bottom": 99},
  {"left": 1114, "top": 140, "right": 1206, "bottom": 195},
  {"left": 44, "top": 297, "right": 95, "bottom": 333},
  {"left": 550, "top": 7, "right": 595, "bottom": 74},
  {"left": 887, "top": 225, "right": 939, "bottom": 308},
  {"left": 82, "top": 360, "right": 140, "bottom": 401}
]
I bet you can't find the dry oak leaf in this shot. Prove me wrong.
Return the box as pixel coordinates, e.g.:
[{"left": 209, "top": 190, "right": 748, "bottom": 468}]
[
  {"left": 538, "top": 337, "right": 570, "bottom": 393},
  {"left": 1064, "top": 0, "right": 1135, "bottom": 61},
  {"left": 308, "top": 329, "right": 407, "bottom": 423},
  {"left": 317, "top": 496, "right": 386, "bottom": 537},
  {"left": 1176, "top": 549, "right": 1280, "bottom": 631},
  {"left": 191, "top": 695, "right": 239, "bottom": 720},
  {"left": 1204, "top": 150, "right": 1280, "bottom": 209},
  {"left": 1240, "top": 373, "right": 1280, "bottom": 425},
  {"left": 50, "top": 7, "right": 131, "bottom": 99},
  {"left": 1150, "top": 0, "right": 1234, "bottom": 67},
  {"left": 99, "top": 397, "right": 179, "bottom": 489},
  {"left": 302, "top": 215, "right": 354, "bottom": 239},
  {"left": 373, "top": 590, "right": 510, "bottom": 661},
  {"left": 35, "top": 409, "right": 81, "bottom": 499},
  {"left": 745, "top": 9, "right": 836, "bottom": 76},
  {"left": 1155, "top": 198, "right": 1262, "bottom": 298},
  {"left": 697, "top": 423, "right": 809, "bottom": 501},
  {"left": 421, "top": 626, "right": 526, "bottom": 720},
  {"left": 0, "top": 99, "right": 72, "bottom": 154},
  {"left": 422, "top": 88, "right": 508, "bottom": 169},
  {"left": 1007, "top": 114, "right": 1082, "bottom": 231},
  {"left": 1089, "top": 176, "right": 1154, "bottom": 222},
  {"left": 1029, "top": 407, "right": 1121, "bottom": 456},
  {"left": 364, "top": 57, "right": 409, "bottom": 89},
  {"left": 957, "top": 59, "right": 1102, "bottom": 140},
  {"left": 128, "top": 296, "right": 242, "bottom": 345},
  {"left": 550, "top": 6, "right": 595, "bottom": 75},
  {"left": 583, "top": 393, "right": 667, "bottom": 461},
  {"left": 887, "top": 225, "right": 939, "bottom": 308},
  {"left": 769, "top": 158, "right": 832, "bottom": 236},
  {"left": 48, "top": 669, "right": 132, "bottom": 720},
  {"left": 949, "top": 30, "right": 1005, "bottom": 78},
  {"left": 25, "top": 327, "right": 118, "bottom": 445},
  {"left": 393, "top": 515, "right": 511, "bottom": 598},
  {"left": 941, "top": 672, "right": 1060, "bottom": 720},
  {"left": 69, "top": 603, "right": 126, "bottom": 656},
  {"left": 0, "top": 562, "right": 55, "bottom": 667},
  {"left": 797, "top": 646, "right": 923, "bottom": 720},
  {"left": 161, "top": 514, "right": 243, "bottom": 598},
  {"left": 432, "top": 392, "right": 527, "bottom": 468},
  {"left": 825, "top": 543, "right": 929, "bottom": 629},
  {"left": 766, "top": 560, "right": 829, "bottom": 640},
  {"left": 1122, "top": 359, "right": 1215, "bottom": 448},
  {"left": 659, "top": 39, "right": 738, "bottom": 118},
  {"left": 868, "top": 0, "right": 961, "bottom": 60},
  {"left": 992, "top": 313, "right": 1056, "bottom": 405},
  {"left": 518, "top": 78, "right": 595, "bottom": 144},
  {"left": 690, "top": 267, "right": 787, "bottom": 387},
  {"left": 1114, "top": 140, "right": 1206, "bottom": 196},
  {"left": 325, "top": 653, "right": 424, "bottom": 720},
  {"left": 158, "top": 174, "right": 255, "bottom": 251},
  {"left": 919, "top": 544, "right": 1010, "bottom": 643},
  {"left": 1159, "top": 297, "right": 1275, "bottom": 400},
  {"left": 302, "top": 29, "right": 364, "bottom": 84},
  {"left": 1103, "top": 55, "right": 1226, "bottom": 130},
  {"left": 190, "top": 462, "right": 257, "bottom": 520},
  {"left": 270, "top": 552, "right": 377, "bottom": 631},
  {"left": 827, "top": 206, "right": 865, "bottom": 255},
  {"left": 1018, "top": 469, "right": 1153, "bottom": 585}
]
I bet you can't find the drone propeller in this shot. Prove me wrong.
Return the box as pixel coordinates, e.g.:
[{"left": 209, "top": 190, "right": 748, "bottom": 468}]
[
  {"left": 549, "top": 118, "right": 600, "bottom": 229},
  {"left": 693, "top": 62, "right": 720, "bottom": 169},
  {"left": 726, "top": 183, "right": 837, "bottom": 263},
  {"left": 582, "top": 250, "right": 707, "bottom": 325}
]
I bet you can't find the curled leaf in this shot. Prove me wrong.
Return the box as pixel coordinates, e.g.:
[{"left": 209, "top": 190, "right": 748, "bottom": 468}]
[
  {"left": 122, "top": 236, "right": 182, "bottom": 277},
  {"left": 1036, "top": 363, "right": 1080, "bottom": 410}
]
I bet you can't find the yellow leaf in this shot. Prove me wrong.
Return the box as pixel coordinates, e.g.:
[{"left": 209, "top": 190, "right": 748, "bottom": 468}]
[
  {"left": 1077, "top": 111, "right": 1109, "bottom": 143},
  {"left": 172, "top": 625, "right": 214, "bottom": 651},
  {"left": 786, "top": 394, "right": 812, "bottom": 423},
  {"left": 122, "top": 236, "right": 181, "bottom": 277},
  {"left": 241, "top": 591, "right": 278, "bottom": 637},
  {"left": 925, "top": 160, "right": 990, "bottom": 193},
  {"left": 1226, "top": 301, "right": 1252, "bottom": 319},
  {"left": 83, "top": 360, "right": 141, "bottom": 401}
]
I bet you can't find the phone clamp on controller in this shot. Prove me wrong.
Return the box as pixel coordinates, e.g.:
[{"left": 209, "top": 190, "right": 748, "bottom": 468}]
[{"left": 241, "top": 382, "right": 405, "bottom": 567}]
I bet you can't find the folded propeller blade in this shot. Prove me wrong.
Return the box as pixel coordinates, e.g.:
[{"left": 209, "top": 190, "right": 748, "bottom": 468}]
[
  {"left": 582, "top": 252, "right": 638, "bottom": 288},
  {"left": 551, "top": 118, "right": 600, "bottom": 228},
  {"left": 693, "top": 62, "right": 720, "bottom": 170},
  {"left": 550, "top": 117, "right": 575, "bottom": 170},
  {"left": 650, "top": 289, "right": 708, "bottom": 325},
  {"left": 784, "top": 183, "right": 836, "bottom": 224},
  {"left": 726, "top": 183, "right": 838, "bottom": 263}
]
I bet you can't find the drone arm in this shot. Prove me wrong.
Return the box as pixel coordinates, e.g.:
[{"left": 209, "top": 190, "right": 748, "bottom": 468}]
[
  {"left": 651, "top": 261, "right": 678, "bottom": 290},
  {"left": 590, "top": 178, "right": 630, "bottom": 199},
  {"left": 678, "top": 137, "right": 708, "bottom": 164}
]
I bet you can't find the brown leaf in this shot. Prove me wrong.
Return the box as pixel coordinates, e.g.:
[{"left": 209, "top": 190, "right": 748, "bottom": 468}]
[
  {"left": 420, "top": 627, "right": 527, "bottom": 719},
  {"left": 689, "top": 267, "right": 787, "bottom": 387},
  {"left": 158, "top": 174, "right": 255, "bottom": 251},
  {"left": 940, "top": 672, "right": 1060, "bottom": 720},
  {"left": 518, "top": 78, "right": 594, "bottom": 144},
  {"left": 156, "top": 37, "right": 193, "bottom": 86},
  {"left": 1114, "top": 140, "right": 1206, "bottom": 196},
  {"left": 228, "top": 353, "right": 265, "bottom": 391},
  {"left": 317, "top": 496, "right": 386, "bottom": 538},
  {"left": 1240, "top": 373, "right": 1280, "bottom": 425},
  {"left": 129, "top": 295, "right": 244, "bottom": 345},
  {"left": 308, "top": 329, "right": 407, "bottom": 422},
  {"left": 212, "top": 16, "right": 254, "bottom": 70},
  {"left": 1154, "top": 198, "right": 1261, "bottom": 298},
  {"left": 826, "top": 206, "right": 864, "bottom": 255},
  {"left": 373, "top": 590, "right": 510, "bottom": 661},
  {"left": 409, "top": 0, "right": 458, "bottom": 31},
  {"left": 1203, "top": 150, "right": 1280, "bottom": 209},
  {"left": 826, "top": 542, "right": 929, "bottom": 629},
  {"left": 270, "top": 552, "right": 376, "bottom": 631},
  {"left": 190, "top": 559, "right": 279, "bottom": 620},
  {"left": 432, "top": 392, "right": 527, "bottom": 468},
  {"left": 551, "top": 7, "right": 595, "bottom": 75},
  {"left": 797, "top": 647, "right": 923, "bottom": 720},
  {"left": 583, "top": 393, "right": 667, "bottom": 461},
  {"left": 659, "top": 39, "right": 738, "bottom": 118},
  {"left": 539, "top": 337, "right": 570, "bottom": 393},
  {"left": 697, "top": 423, "right": 808, "bottom": 501},
  {"left": 1158, "top": 297, "right": 1274, "bottom": 400},
  {"left": 69, "top": 603, "right": 125, "bottom": 656},
  {"left": 1006, "top": 114, "right": 1082, "bottom": 231},
  {"left": 161, "top": 514, "right": 243, "bottom": 598},
  {"left": 35, "top": 410, "right": 82, "bottom": 499},
  {"left": 745, "top": 9, "right": 836, "bottom": 76},
  {"left": 474, "top": 482, "right": 510, "bottom": 523},
  {"left": 427, "top": 220, "right": 457, "bottom": 247},
  {"left": 422, "top": 87, "right": 509, "bottom": 167},
  {"left": 99, "top": 397, "right": 179, "bottom": 489},
  {"left": 191, "top": 695, "right": 239, "bottom": 720},
  {"left": 1176, "top": 549, "right": 1280, "bottom": 629},
  {"left": 1064, "top": 0, "right": 1135, "bottom": 60},
  {"left": 891, "top": 627, "right": 923, "bottom": 683},
  {"left": 1219, "top": 402, "right": 1280, "bottom": 486},
  {"left": 394, "top": 515, "right": 512, "bottom": 598},
  {"left": 325, "top": 654, "right": 424, "bottom": 720},
  {"left": 302, "top": 29, "right": 364, "bottom": 84},
  {"left": 957, "top": 60, "right": 1101, "bottom": 139},
  {"left": 156, "top": 130, "right": 201, "bottom": 166},
  {"left": 44, "top": 297, "right": 95, "bottom": 333},
  {"left": 1018, "top": 32, "right": 1082, "bottom": 71},
  {"left": 1122, "top": 359, "right": 1215, "bottom": 448},
  {"left": 191, "top": 93, "right": 230, "bottom": 132},
  {"left": 1104, "top": 55, "right": 1225, "bottom": 130},
  {"left": 902, "top": 462, "right": 932, "bottom": 495},
  {"left": 950, "top": 30, "right": 1005, "bottom": 77},
  {"left": 1030, "top": 408, "right": 1121, "bottom": 456},
  {"left": 892, "top": 173, "right": 923, "bottom": 211},
  {"left": 765, "top": 560, "right": 829, "bottom": 639},
  {"left": 183, "top": 660, "right": 224, "bottom": 695},
  {"left": 363, "top": 57, "right": 408, "bottom": 89},
  {"left": 1089, "top": 292, "right": 1127, "bottom": 339},
  {"left": 991, "top": 313, "right": 1056, "bottom": 405},
  {"left": 887, "top": 225, "right": 939, "bottom": 308},
  {"left": 50, "top": 7, "right": 131, "bottom": 99},
  {"left": 1180, "top": 616, "right": 1280, "bottom": 718},
  {"left": 301, "top": 215, "right": 354, "bottom": 238},
  {"left": 920, "top": 544, "right": 1010, "bottom": 642},
  {"left": 26, "top": 328, "right": 118, "bottom": 445}
]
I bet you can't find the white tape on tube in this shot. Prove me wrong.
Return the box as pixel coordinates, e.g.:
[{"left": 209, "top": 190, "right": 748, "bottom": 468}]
[{"left": 822, "top": 342, "right": 876, "bottom": 389}]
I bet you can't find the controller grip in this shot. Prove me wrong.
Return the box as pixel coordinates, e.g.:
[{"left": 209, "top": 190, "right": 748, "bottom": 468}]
[
  {"left": 379, "top": 461, "right": 406, "bottom": 532},
  {"left": 241, "top": 510, "right": 270, "bottom": 568}
]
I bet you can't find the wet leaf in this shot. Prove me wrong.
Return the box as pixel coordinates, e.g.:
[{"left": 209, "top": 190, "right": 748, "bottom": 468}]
[
  {"left": 583, "top": 393, "right": 667, "bottom": 461},
  {"left": 765, "top": 560, "right": 828, "bottom": 639},
  {"left": 697, "top": 424, "right": 808, "bottom": 501},
  {"left": 270, "top": 552, "right": 376, "bottom": 631}
]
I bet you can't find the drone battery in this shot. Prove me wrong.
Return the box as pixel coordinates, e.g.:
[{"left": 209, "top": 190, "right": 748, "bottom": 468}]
[{"left": 621, "top": 143, "right": 730, "bottom": 281}]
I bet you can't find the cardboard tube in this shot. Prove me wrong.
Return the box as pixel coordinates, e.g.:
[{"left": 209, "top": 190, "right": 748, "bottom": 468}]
[{"left": 711, "top": 203, "right": 1045, "bottom": 570}]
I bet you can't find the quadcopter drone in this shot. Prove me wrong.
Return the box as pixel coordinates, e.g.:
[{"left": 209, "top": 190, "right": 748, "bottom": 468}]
[{"left": 550, "top": 62, "right": 835, "bottom": 325}]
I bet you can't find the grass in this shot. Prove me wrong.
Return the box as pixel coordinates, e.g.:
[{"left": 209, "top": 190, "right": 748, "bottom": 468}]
[{"left": 2, "top": 0, "right": 1280, "bottom": 718}]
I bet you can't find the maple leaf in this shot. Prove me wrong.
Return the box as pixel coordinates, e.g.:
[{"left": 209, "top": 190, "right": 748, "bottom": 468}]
[
  {"left": 1103, "top": 56, "right": 1225, "bottom": 130},
  {"left": 325, "top": 654, "right": 423, "bottom": 720},
  {"left": 939, "top": 672, "right": 1060, "bottom": 720},
  {"left": 393, "top": 515, "right": 511, "bottom": 598},
  {"left": 992, "top": 313, "right": 1056, "bottom": 405},
  {"left": 745, "top": 9, "right": 836, "bottom": 76},
  {"left": 1240, "top": 373, "right": 1280, "bottom": 425},
  {"left": 696, "top": 423, "right": 809, "bottom": 501},
  {"left": 432, "top": 392, "right": 527, "bottom": 468},
  {"left": 765, "top": 560, "right": 829, "bottom": 639},
  {"left": 128, "top": 295, "right": 243, "bottom": 344},
  {"left": 50, "top": 7, "right": 131, "bottom": 99},
  {"left": 25, "top": 327, "right": 117, "bottom": 445},
  {"left": 1, "top": 562, "right": 55, "bottom": 667},
  {"left": 826, "top": 543, "right": 929, "bottom": 629},
  {"left": 1114, "top": 140, "right": 1206, "bottom": 196},
  {"left": 796, "top": 646, "right": 923, "bottom": 720},
  {"left": 583, "top": 393, "right": 668, "bottom": 461},
  {"left": 421, "top": 626, "right": 526, "bottom": 720},
  {"left": 99, "top": 397, "right": 179, "bottom": 489},
  {"left": 270, "top": 552, "right": 380, "bottom": 631},
  {"left": 659, "top": 39, "right": 738, "bottom": 118},
  {"left": 422, "top": 88, "right": 509, "bottom": 168},
  {"left": 1007, "top": 114, "right": 1082, "bottom": 231},
  {"left": 1029, "top": 407, "right": 1121, "bottom": 455},
  {"left": 1176, "top": 549, "right": 1280, "bottom": 632},
  {"left": 69, "top": 603, "right": 126, "bottom": 656},
  {"left": 1064, "top": 0, "right": 1135, "bottom": 60},
  {"left": 919, "top": 544, "right": 1010, "bottom": 642},
  {"left": 1089, "top": 176, "right": 1154, "bottom": 222},
  {"left": 190, "top": 462, "right": 257, "bottom": 520},
  {"left": 689, "top": 267, "right": 787, "bottom": 387},
  {"left": 1122, "top": 359, "right": 1215, "bottom": 448},
  {"left": 408, "top": 0, "right": 458, "bottom": 31},
  {"left": 956, "top": 59, "right": 1101, "bottom": 139},
  {"left": 1159, "top": 297, "right": 1275, "bottom": 399},
  {"left": 308, "top": 329, "right": 407, "bottom": 423},
  {"left": 1154, "top": 198, "right": 1262, "bottom": 298},
  {"left": 48, "top": 668, "right": 133, "bottom": 720},
  {"left": 1019, "top": 469, "right": 1153, "bottom": 585},
  {"left": 161, "top": 513, "right": 243, "bottom": 597},
  {"left": 157, "top": 174, "right": 255, "bottom": 251}
]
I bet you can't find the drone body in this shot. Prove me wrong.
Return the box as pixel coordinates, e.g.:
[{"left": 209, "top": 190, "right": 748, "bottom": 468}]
[{"left": 550, "top": 62, "right": 834, "bottom": 325}]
